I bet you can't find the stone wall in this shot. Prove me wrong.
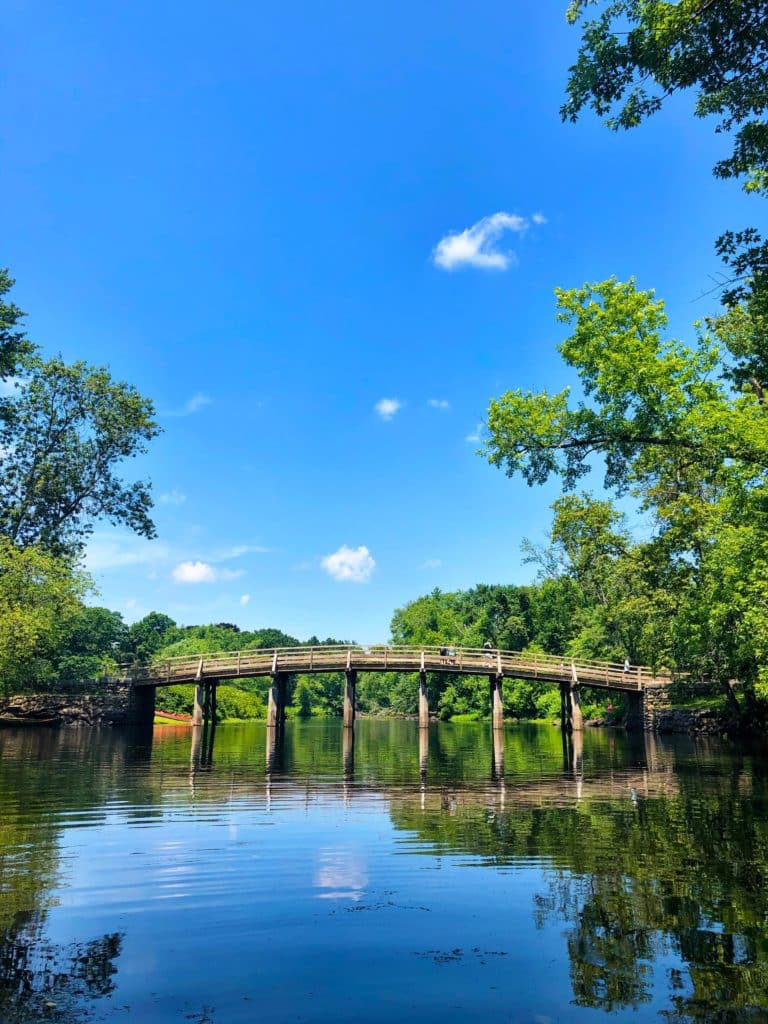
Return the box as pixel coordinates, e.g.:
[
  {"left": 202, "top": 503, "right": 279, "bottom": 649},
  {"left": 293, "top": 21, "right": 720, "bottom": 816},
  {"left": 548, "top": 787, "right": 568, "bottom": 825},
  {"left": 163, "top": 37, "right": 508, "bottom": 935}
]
[
  {"left": 641, "top": 681, "right": 726, "bottom": 735},
  {"left": 648, "top": 706, "right": 727, "bottom": 735},
  {"left": 642, "top": 681, "right": 673, "bottom": 731},
  {"left": 0, "top": 683, "right": 154, "bottom": 726}
]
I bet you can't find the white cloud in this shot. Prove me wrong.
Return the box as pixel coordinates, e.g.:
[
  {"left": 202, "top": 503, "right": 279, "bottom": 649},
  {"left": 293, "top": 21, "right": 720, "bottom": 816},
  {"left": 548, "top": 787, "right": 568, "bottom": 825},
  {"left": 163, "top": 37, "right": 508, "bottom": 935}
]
[
  {"left": 172, "top": 560, "right": 244, "bottom": 584},
  {"left": 432, "top": 211, "right": 529, "bottom": 271},
  {"left": 321, "top": 545, "right": 376, "bottom": 583},
  {"left": 240, "top": 593, "right": 251, "bottom": 606},
  {"left": 421, "top": 558, "right": 442, "bottom": 569},
  {"left": 428, "top": 398, "right": 450, "bottom": 410},
  {"left": 532, "top": 211, "right": 547, "bottom": 225},
  {"left": 125, "top": 598, "right": 138, "bottom": 610},
  {"left": 465, "top": 423, "right": 483, "bottom": 443},
  {"left": 172, "top": 561, "right": 216, "bottom": 583},
  {"left": 159, "top": 489, "right": 187, "bottom": 506},
  {"left": 164, "top": 393, "right": 212, "bottom": 417},
  {"left": 374, "top": 398, "right": 402, "bottom": 421}
]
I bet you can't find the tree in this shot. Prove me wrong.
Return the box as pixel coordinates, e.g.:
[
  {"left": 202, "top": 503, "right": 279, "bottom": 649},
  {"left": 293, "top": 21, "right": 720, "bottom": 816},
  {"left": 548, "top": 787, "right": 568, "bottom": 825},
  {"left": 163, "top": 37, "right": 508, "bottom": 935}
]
[
  {"left": 483, "top": 279, "right": 768, "bottom": 703},
  {"left": 562, "top": 1, "right": 768, "bottom": 335},
  {"left": 61, "top": 606, "right": 127, "bottom": 658},
  {"left": 485, "top": 278, "right": 768, "bottom": 491},
  {"left": 0, "top": 540, "right": 90, "bottom": 693},
  {"left": 0, "top": 356, "right": 160, "bottom": 555},
  {"left": 126, "top": 612, "right": 178, "bottom": 662},
  {"left": 527, "top": 493, "right": 676, "bottom": 667},
  {"left": 563, "top": 1, "right": 768, "bottom": 189},
  {"left": 55, "top": 606, "right": 128, "bottom": 684},
  {"left": 0, "top": 269, "right": 33, "bottom": 382},
  {"left": 294, "top": 678, "right": 316, "bottom": 717},
  {"left": 250, "top": 627, "right": 301, "bottom": 649}
]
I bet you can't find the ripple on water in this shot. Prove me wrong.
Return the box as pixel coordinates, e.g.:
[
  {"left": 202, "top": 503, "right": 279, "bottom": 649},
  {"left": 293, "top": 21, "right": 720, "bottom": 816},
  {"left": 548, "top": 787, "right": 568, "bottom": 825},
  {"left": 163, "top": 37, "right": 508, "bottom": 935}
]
[{"left": 0, "top": 721, "right": 765, "bottom": 1024}]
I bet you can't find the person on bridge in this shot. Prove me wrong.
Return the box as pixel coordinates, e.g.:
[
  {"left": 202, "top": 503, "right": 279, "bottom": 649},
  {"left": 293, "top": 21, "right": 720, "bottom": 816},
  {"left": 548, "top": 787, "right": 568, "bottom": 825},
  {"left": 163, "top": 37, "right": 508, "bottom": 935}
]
[
  {"left": 483, "top": 641, "right": 493, "bottom": 660},
  {"left": 623, "top": 657, "right": 631, "bottom": 674}
]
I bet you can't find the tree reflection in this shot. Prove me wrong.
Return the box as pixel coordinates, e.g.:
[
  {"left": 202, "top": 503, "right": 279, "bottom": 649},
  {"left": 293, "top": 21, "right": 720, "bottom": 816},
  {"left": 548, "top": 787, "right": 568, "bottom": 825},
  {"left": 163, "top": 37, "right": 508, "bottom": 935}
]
[
  {"left": 0, "top": 912, "right": 122, "bottom": 1023},
  {"left": 3, "top": 721, "right": 768, "bottom": 1021},
  {"left": 389, "top": 748, "right": 768, "bottom": 1021}
]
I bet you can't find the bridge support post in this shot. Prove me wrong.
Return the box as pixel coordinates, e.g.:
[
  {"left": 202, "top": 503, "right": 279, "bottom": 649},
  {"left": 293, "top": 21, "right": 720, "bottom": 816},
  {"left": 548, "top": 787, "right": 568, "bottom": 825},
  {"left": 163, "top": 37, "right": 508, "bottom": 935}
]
[
  {"left": 343, "top": 670, "right": 357, "bottom": 727},
  {"left": 418, "top": 671, "right": 429, "bottom": 727},
  {"left": 559, "top": 682, "right": 584, "bottom": 732},
  {"left": 562, "top": 663, "right": 584, "bottom": 733},
  {"left": 268, "top": 674, "right": 287, "bottom": 727},
  {"left": 491, "top": 675, "right": 504, "bottom": 729},
  {"left": 193, "top": 685, "right": 205, "bottom": 727},
  {"left": 624, "top": 689, "right": 644, "bottom": 731},
  {"left": 569, "top": 685, "right": 584, "bottom": 732},
  {"left": 560, "top": 683, "right": 569, "bottom": 732},
  {"left": 128, "top": 684, "right": 156, "bottom": 727},
  {"left": 200, "top": 682, "right": 217, "bottom": 758}
]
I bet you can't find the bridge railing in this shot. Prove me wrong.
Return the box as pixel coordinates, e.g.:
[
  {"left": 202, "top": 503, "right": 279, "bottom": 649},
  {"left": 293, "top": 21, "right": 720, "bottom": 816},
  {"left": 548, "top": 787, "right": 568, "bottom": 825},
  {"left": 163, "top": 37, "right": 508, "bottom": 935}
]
[{"left": 122, "top": 644, "right": 665, "bottom": 689}]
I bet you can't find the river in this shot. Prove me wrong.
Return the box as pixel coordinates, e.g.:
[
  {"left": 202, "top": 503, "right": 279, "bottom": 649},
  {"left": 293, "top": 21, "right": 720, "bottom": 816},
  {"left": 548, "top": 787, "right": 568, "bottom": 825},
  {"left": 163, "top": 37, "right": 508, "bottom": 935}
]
[{"left": 0, "top": 719, "right": 766, "bottom": 1023}]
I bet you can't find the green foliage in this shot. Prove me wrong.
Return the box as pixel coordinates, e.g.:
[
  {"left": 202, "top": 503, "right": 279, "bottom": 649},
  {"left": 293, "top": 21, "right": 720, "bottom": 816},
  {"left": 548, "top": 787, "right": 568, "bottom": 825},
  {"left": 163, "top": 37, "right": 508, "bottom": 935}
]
[
  {"left": 294, "top": 678, "right": 314, "bottom": 717},
  {"left": 63, "top": 606, "right": 127, "bottom": 658},
  {"left": 485, "top": 279, "right": 758, "bottom": 492},
  {"left": 0, "top": 539, "right": 91, "bottom": 694},
  {"left": 0, "top": 355, "right": 160, "bottom": 555},
  {"left": 155, "top": 683, "right": 267, "bottom": 721},
  {"left": 0, "top": 273, "right": 164, "bottom": 695},
  {"left": 127, "top": 612, "right": 178, "bottom": 662},
  {"left": 483, "top": 278, "right": 768, "bottom": 704},
  {"left": 391, "top": 584, "right": 536, "bottom": 650},
  {"left": 0, "top": 269, "right": 33, "bottom": 384},
  {"left": 563, "top": 0, "right": 768, "bottom": 192},
  {"left": 215, "top": 685, "right": 266, "bottom": 721},
  {"left": 154, "top": 624, "right": 301, "bottom": 660},
  {"left": 534, "top": 687, "right": 563, "bottom": 719},
  {"left": 562, "top": 2, "right": 768, "bottom": 350}
]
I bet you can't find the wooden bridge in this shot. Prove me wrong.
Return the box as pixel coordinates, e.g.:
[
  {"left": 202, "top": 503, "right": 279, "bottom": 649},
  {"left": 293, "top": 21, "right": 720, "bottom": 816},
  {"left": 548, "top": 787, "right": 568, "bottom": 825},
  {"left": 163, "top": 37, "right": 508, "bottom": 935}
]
[{"left": 124, "top": 645, "right": 671, "bottom": 732}]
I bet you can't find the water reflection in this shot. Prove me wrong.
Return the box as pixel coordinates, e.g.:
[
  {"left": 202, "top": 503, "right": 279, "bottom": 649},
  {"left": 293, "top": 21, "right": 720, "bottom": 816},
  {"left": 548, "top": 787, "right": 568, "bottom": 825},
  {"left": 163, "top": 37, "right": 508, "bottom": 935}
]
[
  {"left": 0, "top": 924, "right": 122, "bottom": 1024},
  {"left": 314, "top": 847, "right": 368, "bottom": 901},
  {"left": 0, "top": 721, "right": 765, "bottom": 1022}
]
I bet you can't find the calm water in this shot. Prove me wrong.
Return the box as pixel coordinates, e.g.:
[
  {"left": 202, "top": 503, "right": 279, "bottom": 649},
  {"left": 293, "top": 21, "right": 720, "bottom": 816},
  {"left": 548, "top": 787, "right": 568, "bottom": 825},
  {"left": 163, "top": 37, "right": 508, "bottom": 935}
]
[{"left": 1, "top": 720, "right": 767, "bottom": 1023}]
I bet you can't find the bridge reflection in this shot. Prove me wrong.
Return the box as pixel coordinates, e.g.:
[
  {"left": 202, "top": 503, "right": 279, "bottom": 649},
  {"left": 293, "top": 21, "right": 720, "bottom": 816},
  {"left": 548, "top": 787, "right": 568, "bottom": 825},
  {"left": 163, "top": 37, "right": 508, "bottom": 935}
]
[{"left": 181, "top": 720, "right": 676, "bottom": 814}]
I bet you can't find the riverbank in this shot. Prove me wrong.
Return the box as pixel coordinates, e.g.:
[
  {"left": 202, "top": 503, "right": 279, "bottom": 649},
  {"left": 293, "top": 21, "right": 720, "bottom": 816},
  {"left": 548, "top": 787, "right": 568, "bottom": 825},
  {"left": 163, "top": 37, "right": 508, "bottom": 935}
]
[{"left": 0, "top": 687, "right": 138, "bottom": 726}]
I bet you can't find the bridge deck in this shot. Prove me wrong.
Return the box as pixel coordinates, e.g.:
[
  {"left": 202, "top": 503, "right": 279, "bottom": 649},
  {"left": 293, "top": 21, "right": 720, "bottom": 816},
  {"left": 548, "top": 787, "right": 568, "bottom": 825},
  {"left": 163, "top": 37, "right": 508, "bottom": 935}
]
[{"left": 125, "top": 645, "right": 667, "bottom": 692}]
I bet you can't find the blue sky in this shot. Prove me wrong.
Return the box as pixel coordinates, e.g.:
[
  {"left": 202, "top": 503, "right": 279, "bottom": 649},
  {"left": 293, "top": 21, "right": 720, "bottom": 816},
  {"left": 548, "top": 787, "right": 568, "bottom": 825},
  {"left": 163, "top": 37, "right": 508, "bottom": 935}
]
[{"left": 3, "top": 1, "right": 755, "bottom": 641}]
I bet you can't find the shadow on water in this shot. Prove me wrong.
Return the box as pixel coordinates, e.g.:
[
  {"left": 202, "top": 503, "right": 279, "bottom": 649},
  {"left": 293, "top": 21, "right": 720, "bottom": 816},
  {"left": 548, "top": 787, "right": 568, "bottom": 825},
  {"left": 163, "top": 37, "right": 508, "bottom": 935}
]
[{"left": 0, "top": 719, "right": 767, "bottom": 1021}]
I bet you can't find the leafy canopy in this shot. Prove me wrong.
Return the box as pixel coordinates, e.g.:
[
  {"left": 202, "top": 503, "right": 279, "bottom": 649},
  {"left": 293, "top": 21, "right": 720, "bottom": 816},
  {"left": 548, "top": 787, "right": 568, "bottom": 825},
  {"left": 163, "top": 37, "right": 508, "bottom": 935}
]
[
  {"left": 0, "top": 270, "right": 33, "bottom": 382},
  {"left": 563, "top": 1, "right": 768, "bottom": 343},
  {"left": 484, "top": 278, "right": 768, "bottom": 496},
  {"left": 0, "top": 356, "right": 160, "bottom": 555},
  {"left": 0, "top": 539, "right": 91, "bottom": 694},
  {"left": 563, "top": 0, "right": 768, "bottom": 195}
]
